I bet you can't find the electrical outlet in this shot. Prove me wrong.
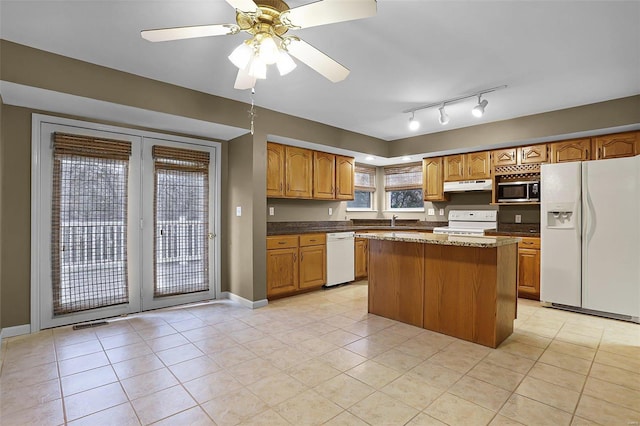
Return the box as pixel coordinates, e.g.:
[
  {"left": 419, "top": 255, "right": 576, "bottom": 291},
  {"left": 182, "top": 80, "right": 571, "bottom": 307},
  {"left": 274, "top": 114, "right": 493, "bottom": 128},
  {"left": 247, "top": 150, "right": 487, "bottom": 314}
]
[
  {"left": 428, "top": 208, "right": 435, "bottom": 216},
  {"left": 269, "top": 207, "right": 274, "bottom": 216},
  {"left": 328, "top": 207, "right": 333, "bottom": 216},
  {"left": 439, "top": 209, "right": 445, "bottom": 216},
  {"left": 515, "top": 214, "right": 522, "bottom": 223}
]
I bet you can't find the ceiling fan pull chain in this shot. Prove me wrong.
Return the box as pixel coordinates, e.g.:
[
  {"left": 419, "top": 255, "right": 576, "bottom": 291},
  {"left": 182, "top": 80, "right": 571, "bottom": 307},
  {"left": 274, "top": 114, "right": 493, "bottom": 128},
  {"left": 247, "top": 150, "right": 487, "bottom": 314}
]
[{"left": 249, "top": 87, "right": 256, "bottom": 135}]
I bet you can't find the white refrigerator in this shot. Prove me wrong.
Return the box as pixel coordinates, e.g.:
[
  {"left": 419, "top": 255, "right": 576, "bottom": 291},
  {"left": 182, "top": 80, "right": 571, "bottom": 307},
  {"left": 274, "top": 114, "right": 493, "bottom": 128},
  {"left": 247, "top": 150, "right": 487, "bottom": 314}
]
[{"left": 540, "top": 155, "right": 640, "bottom": 321}]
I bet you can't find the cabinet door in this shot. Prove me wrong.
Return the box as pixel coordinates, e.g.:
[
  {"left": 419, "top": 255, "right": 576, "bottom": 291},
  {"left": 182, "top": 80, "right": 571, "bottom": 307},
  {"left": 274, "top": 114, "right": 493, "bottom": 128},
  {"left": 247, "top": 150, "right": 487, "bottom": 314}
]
[
  {"left": 313, "top": 151, "right": 335, "bottom": 199},
  {"left": 594, "top": 132, "right": 637, "bottom": 160},
  {"left": 467, "top": 151, "right": 491, "bottom": 179},
  {"left": 518, "top": 247, "right": 540, "bottom": 300},
  {"left": 550, "top": 139, "right": 591, "bottom": 163},
  {"left": 354, "top": 238, "right": 368, "bottom": 279},
  {"left": 285, "top": 146, "right": 313, "bottom": 198},
  {"left": 266, "top": 142, "right": 285, "bottom": 197},
  {"left": 444, "top": 154, "right": 465, "bottom": 181},
  {"left": 492, "top": 148, "right": 517, "bottom": 167},
  {"left": 299, "top": 245, "right": 326, "bottom": 289},
  {"left": 335, "top": 155, "right": 355, "bottom": 200},
  {"left": 267, "top": 247, "right": 299, "bottom": 297},
  {"left": 422, "top": 157, "right": 448, "bottom": 201},
  {"left": 521, "top": 144, "right": 548, "bottom": 164}
]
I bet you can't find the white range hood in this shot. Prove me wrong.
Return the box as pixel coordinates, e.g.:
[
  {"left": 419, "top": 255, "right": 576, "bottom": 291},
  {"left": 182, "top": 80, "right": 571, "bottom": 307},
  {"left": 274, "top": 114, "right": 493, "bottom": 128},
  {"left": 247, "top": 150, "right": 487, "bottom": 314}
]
[{"left": 443, "top": 179, "right": 492, "bottom": 193}]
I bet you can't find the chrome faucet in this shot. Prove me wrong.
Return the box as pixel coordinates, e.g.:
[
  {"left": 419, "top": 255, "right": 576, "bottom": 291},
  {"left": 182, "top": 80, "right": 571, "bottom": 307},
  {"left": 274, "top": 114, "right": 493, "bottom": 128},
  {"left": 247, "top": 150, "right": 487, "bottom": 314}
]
[{"left": 391, "top": 215, "right": 399, "bottom": 227}]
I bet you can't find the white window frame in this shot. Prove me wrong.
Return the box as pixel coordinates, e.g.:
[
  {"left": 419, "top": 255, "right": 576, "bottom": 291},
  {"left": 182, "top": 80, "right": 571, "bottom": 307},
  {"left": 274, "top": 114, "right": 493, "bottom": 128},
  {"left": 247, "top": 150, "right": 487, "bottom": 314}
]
[{"left": 346, "top": 190, "right": 375, "bottom": 211}]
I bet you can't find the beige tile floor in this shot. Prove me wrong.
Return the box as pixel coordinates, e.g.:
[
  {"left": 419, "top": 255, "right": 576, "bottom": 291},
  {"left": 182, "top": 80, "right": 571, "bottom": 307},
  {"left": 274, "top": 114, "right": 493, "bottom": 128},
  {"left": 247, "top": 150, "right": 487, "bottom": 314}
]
[{"left": 1, "top": 281, "right": 639, "bottom": 425}]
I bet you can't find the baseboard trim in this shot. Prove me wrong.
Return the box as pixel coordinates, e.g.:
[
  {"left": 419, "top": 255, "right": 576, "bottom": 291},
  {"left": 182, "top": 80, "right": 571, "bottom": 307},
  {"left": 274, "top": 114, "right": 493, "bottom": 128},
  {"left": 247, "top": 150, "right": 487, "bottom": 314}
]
[
  {"left": 220, "top": 292, "right": 268, "bottom": 309},
  {"left": 1, "top": 324, "right": 32, "bottom": 341}
]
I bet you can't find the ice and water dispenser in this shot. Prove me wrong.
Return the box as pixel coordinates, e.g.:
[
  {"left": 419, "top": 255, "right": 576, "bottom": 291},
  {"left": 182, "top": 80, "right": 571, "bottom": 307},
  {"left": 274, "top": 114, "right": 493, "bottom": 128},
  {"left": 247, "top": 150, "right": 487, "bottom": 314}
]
[{"left": 545, "top": 202, "right": 577, "bottom": 229}]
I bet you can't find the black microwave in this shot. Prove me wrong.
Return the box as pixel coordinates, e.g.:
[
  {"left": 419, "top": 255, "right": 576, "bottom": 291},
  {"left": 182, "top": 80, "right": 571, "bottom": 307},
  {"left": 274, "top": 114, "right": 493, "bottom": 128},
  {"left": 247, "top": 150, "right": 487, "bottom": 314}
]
[{"left": 497, "top": 181, "right": 540, "bottom": 202}]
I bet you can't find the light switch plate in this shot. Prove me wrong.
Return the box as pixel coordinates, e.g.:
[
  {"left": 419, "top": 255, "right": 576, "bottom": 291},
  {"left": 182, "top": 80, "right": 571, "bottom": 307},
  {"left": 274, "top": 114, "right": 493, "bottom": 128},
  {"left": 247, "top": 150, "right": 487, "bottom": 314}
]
[
  {"left": 515, "top": 214, "right": 522, "bottom": 223},
  {"left": 236, "top": 206, "right": 242, "bottom": 217},
  {"left": 439, "top": 209, "right": 445, "bottom": 216},
  {"left": 269, "top": 207, "right": 274, "bottom": 216},
  {"left": 428, "top": 208, "right": 435, "bottom": 216},
  {"left": 328, "top": 207, "right": 333, "bottom": 216}
]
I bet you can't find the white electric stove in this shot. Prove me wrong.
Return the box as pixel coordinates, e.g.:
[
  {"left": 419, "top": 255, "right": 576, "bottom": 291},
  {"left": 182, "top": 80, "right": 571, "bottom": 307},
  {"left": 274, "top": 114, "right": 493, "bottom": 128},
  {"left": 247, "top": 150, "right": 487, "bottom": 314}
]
[{"left": 433, "top": 210, "right": 498, "bottom": 236}]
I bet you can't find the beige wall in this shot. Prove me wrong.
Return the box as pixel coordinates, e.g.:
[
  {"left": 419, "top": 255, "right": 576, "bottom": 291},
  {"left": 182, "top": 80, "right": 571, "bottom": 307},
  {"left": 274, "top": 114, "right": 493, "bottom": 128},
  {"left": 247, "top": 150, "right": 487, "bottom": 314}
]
[{"left": 0, "top": 94, "right": 3, "bottom": 331}]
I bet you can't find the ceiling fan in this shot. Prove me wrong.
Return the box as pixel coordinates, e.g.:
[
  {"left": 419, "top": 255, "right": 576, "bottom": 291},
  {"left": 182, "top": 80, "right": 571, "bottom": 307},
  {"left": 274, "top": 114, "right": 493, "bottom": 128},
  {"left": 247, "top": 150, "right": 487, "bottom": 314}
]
[{"left": 141, "top": 0, "right": 377, "bottom": 90}]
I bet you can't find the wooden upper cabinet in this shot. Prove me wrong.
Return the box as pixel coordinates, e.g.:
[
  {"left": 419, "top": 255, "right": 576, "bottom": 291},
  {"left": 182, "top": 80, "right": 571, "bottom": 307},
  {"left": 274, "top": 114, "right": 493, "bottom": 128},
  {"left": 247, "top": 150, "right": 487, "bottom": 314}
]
[
  {"left": 423, "top": 157, "right": 448, "bottom": 201},
  {"left": 593, "top": 132, "right": 638, "bottom": 160},
  {"left": 444, "top": 154, "right": 465, "bottom": 181},
  {"left": 285, "top": 146, "right": 313, "bottom": 198},
  {"left": 444, "top": 152, "right": 490, "bottom": 181},
  {"left": 521, "top": 144, "right": 548, "bottom": 164},
  {"left": 467, "top": 151, "right": 491, "bottom": 179},
  {"left": 266, "top": 142, "right": 285, "bottom": 197},
  {"left": 550, "top": 138, "right": 591, "bottom": 163},
  {"left": 492, "top": 144, "right": 548, "bottom": 169},
  {"left": 492, "top": 148, "right": 517, "bottom": 167},
  {"left": 313, "top": 151, "right": 335, "bottom": 199},
  {"left": 335, "top": 155, "right": 355, "bottom": 200}
]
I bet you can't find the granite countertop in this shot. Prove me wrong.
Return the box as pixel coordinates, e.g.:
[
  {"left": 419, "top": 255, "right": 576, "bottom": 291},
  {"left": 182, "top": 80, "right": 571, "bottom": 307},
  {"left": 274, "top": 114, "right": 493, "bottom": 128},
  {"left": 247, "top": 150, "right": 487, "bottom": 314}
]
[
  {"left": 488, "top": 224, "right": 540, "bottom": 238},
  {"left": 355, "top": 231, "right": 521, "bottom": 248},
  {"left": 267, "top": 220, "right": 447, "bottom": 236}
]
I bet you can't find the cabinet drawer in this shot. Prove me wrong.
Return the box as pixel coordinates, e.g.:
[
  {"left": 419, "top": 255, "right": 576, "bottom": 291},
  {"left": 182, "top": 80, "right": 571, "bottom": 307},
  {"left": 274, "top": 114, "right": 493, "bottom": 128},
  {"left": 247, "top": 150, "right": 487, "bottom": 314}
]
[
  {"left": 519, "top": 237, "right": 540, "bottom": 249},
  {"left": 299, "top": 233, "right": 326, "bottom": 247},
  {"left": 267, "top": 235, "right": 299, "bottom": 249}
]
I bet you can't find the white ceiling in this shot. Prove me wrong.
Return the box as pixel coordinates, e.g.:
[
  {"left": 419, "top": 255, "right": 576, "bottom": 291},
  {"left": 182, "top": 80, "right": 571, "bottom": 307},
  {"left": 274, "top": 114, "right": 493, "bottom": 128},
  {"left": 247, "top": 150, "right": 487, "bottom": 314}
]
[{"left": 1, "top": 0, "right": 639, "bottom": 143}]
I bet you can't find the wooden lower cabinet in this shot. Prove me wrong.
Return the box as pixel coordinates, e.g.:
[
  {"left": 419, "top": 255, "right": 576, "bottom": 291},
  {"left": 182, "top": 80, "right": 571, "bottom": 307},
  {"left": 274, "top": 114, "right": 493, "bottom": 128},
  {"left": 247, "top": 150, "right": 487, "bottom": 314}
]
[
  {"left": 354, "top": 238, "right": 368, "bottom": 279},
  {"left": 518, "top": 237, "right": 540, "bottom": 300},
  {"left": 267, "top": 234, "right": 326, "bottom": 298},
  {"left": 299, "top": 244, "right": 326, "bottom": 289},
  {"left": 266, "top": 247, "right": 298, "bottom": 297}
]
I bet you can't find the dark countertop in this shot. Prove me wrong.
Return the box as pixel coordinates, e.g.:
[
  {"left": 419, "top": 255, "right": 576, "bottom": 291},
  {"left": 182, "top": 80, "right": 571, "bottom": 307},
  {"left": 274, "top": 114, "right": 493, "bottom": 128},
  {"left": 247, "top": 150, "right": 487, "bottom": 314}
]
[
  {"left": 267, "top": 220, "right": 447, "bottom": 236},
  {"left": 488, "top": 223, "right": 540, "bottom": 238}
]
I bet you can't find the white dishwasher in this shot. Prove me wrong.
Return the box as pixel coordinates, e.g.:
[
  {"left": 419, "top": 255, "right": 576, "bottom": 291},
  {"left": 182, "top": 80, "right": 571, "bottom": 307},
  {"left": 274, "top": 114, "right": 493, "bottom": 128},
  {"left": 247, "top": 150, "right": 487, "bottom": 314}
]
[{"left": 325, "top": 232, "right": 355, "bottom": 287}]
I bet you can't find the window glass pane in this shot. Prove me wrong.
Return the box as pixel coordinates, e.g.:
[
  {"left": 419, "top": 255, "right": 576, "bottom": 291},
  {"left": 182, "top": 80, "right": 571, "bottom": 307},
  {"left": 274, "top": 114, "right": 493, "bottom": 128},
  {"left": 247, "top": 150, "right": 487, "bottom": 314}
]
[
  {"left": 52, "top": 155, "right": 129, "bottom": 314},
  {"left": 389, "top": 189, "right": 424, "bottom": 209},
  {"left": 347, "top": 191, "right": 372, "bottom": 209}
]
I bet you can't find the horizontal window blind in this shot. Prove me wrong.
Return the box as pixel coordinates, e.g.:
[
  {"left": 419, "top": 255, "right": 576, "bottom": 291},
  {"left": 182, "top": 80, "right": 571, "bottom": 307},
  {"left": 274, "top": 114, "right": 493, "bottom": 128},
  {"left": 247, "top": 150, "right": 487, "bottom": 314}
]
[
  {"left": 384, "top": 162, "right": 422, "bottom": 191},
  {"left": 354, "top": 165, "right": 376, "bottom": 192},
  {"left": 51, "top": 132, "right": 132, "bottom": 315},
  {"left": 152, "top": 146, "right": 210, "bottom": 171}
]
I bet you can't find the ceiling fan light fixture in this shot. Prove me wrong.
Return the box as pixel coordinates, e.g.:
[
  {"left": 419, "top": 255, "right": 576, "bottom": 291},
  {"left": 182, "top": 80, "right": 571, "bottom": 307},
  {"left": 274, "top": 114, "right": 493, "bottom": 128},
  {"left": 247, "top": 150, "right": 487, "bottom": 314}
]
[
  {"left": 248, "top": 56, "right": 267, "bottom": 79},
  {"left": 472, "top": 96, "right": 488, "bottom": 118},
  {"left": 438, "top": 105, "right": 449, "bottom": 125},
  {"left": 257, "top": 34, "right": 280, "bottom": 64},
  {"left": 228, "top": 41, "right": 253, "bottom": 70},
  {"left": 276, "top": 50, "right": 297, "bottom": 76}
]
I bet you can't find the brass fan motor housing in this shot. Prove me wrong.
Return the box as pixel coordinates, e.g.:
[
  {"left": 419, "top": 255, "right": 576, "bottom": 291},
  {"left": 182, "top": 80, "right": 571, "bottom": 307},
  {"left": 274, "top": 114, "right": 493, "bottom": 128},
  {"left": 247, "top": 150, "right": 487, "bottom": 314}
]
[{"left": 236, "top": 0, "right": 290, "bottom": 37}]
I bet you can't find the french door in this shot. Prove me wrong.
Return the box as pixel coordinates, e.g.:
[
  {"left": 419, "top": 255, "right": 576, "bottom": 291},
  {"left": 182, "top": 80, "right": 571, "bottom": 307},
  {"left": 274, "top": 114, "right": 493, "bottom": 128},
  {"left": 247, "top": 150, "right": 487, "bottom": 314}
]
[{"left": 34, "top": 119, "right": 219, "bottom": 330}]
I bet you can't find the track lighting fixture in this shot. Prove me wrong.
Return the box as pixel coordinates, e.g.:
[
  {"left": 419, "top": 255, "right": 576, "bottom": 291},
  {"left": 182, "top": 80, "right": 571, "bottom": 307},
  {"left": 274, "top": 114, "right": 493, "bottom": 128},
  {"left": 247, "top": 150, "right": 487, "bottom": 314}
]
[
  {"left": 403, "top": 85, "right": 507, "bottom": 129},
  {"left": 472, "top": 95, "right": 488, "bottom": 118},
  {"left": 438, "top": 105, "right": 449, "bottom": 125},
  {"left": 408, "top": 112, "right": 420, "bottom": 131}
]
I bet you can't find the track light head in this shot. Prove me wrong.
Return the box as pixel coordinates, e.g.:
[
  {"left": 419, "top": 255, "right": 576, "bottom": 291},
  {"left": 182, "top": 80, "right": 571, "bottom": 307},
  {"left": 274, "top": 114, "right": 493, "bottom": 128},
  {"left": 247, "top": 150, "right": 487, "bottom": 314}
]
[
  {"left": 438, "top": 105, "right": 449, "bottom": 125},
  {"left": 472, "top": 96, "right": 488, "bottom": 118},
  {"left": 408, "top": 113, "right": 420, "bottom": 131}
]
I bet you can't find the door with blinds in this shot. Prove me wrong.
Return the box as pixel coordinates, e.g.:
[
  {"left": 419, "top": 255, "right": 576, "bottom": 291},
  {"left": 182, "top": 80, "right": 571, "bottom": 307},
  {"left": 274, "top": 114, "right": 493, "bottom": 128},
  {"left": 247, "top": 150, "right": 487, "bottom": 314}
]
[
  {"left": 140, "top": 139, "right": 217, "bottom": 311},
  {"left": 36, "top": 121, "right": 218, "bottom": 329}
]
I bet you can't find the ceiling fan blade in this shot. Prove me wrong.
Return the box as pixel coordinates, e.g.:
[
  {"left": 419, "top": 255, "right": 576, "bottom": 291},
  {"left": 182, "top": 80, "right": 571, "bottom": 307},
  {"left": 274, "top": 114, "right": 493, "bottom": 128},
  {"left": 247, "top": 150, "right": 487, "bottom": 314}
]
[
  {"left": 141, "top": 24, "right": 237, "bottom": 42},
  {"left": 225, "top": 0, "right": 259, "bottom": 14},
  {"left": 234, "top": 68, "right": 257, "bottom": 90},
  {"left": 286, "top": 38, "right": 349, "bottom": 83},
  {"left": 282, "top": 0, "right": 377, "bottom": 29}
]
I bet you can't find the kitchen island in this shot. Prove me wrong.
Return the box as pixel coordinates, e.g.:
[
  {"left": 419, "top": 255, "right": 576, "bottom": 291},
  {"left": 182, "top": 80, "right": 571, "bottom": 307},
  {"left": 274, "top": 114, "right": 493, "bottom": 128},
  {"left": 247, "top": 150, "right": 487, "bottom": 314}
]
[{"left": 355, "top": 232, "right": 520, "bottom": 348}]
